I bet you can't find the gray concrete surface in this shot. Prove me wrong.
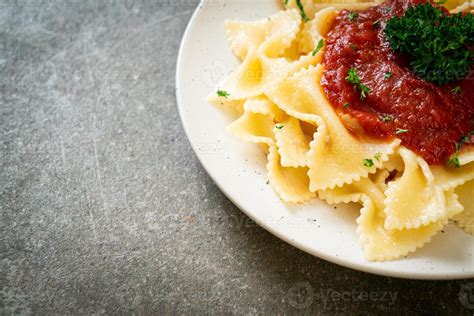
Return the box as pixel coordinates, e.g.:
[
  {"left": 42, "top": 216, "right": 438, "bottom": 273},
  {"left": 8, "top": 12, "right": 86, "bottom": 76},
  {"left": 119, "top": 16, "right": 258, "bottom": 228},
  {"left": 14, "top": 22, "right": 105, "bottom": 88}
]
[{"left": 0, "top": 0, "right": 473, "bottom": 314}]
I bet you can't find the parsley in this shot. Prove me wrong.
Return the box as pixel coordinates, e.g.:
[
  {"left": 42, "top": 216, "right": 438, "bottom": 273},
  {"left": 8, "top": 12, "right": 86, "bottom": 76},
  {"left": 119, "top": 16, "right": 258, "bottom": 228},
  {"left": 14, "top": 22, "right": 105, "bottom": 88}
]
[
  {"left": 379, "top": 114, "right": 394, "bottom": 122},
  {"left": 396, "top": 128, "right": 409, "bottom": 135},
  {"left": 266, "top": 180, "right": 270, "bottom": 184},
  {"left": 349, "top": 44, "right": 358, "bottom": 50},
  {"left": 451, "top": 86, "right": 462, "bottom": 94},
  {"left": 384, "top": 3, "right": 474, "bottom": 85},
  {"left": 447, "top": 132, "right": 474, "bottom": 168},
  {"left": 217, "top": 90, "right": 229, "bottom": 98},
  {"left": 345, "top": 68, "right": 371, "bottom": 100},
  {"left": 447, "top": 156, "right": 461, "bottom": 168},
  {"left": 276, "top": 124, "right": 284, "bottom": 129},
  {"left": 434, "top": 0, "right": 447, "bottom": 4},
  {"left": 296, "top": 0, "right": 309, "bottom": 22},
  {"left": 373, "top": 19, "right": 381, "bottom": 28},
  {"left": 385, "top": 7, "right": 392, "bottom": 13},
  {"left": 343, "top": 102, "right": 350, "bottom": 109},
  {"left": 312, "top": 39, "right": 324, "bottom": 56},
  {"left": 374, "top": 152, "right": 382, "bottom": 162},
  {"left": 363, "top": 159, "right": 374, "bottom": 167},
  {"left": 348, "top": 11, "right": 358, "bottom": 21},
  {"left": 283, "top": 0, "right": 288, "bottom": 5},
  {"left": 384, "top": 72, "right": 393, "bottom": 80}
]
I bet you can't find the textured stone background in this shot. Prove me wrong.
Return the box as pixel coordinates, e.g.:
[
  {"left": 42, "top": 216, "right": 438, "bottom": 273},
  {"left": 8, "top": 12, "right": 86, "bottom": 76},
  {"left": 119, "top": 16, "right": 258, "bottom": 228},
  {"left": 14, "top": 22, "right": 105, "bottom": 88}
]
[{"left": 1, "top": 0, "right": 473, "bottom": 314}]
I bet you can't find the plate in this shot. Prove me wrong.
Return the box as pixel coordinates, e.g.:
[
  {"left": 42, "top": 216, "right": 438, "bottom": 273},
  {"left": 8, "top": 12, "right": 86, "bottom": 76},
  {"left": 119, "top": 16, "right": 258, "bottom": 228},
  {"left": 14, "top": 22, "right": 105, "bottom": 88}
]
[{"left": 175, "top": 0, "right": 474, "bottom": 279}]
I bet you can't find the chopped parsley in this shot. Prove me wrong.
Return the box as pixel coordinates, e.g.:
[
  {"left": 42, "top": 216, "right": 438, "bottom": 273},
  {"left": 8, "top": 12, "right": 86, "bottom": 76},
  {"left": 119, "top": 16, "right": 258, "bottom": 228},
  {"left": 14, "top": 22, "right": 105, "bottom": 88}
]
[
  {"left": 349, "top": 44, "right": 358, "bottom": 50},
  {"left": 448, "top": 131, "right": 474, "bottom": 168},
  {"left": 217, "top": 89, "right": 229, "bottom": 98},
  {"left": 374, "top": 152, "right": 382, "bottom": 162},
  {"left": 348, "top": 11, "right": 358, "bottom": 21},
  {"left": 384, "top": 3, "right": 474, "bottom": 85},
  {"left": 447, "top": 156, "right": 460, "bottom": 168},
  {"left": 395, "top": 128, "right": 409, "bottom": 135},
  {"left": 379, "top": 114, "right": 394, "bottom": 123},
  {"left": 363, "top": 159, "right": 374, "bottom": 167},
  {"left": 345, "top": 67, "right": 371, "bottom": 100},
  {"left": 384, "top": 72, "right": 393, "bottom": 80},
  {"left": 283, "top": 0, "right": 288, "bottom": 5},
  {"left": 451, "top": 86, "right": 462, "bottom": 94},
  {"left": 385, "top": 7, "right": 392, "bottom": 13},
  {"left": 296, "top": 0, "right": 309, "bottom": 22},
  {"left": 373, "top": 19, "right": 381, "bottom": 28},
  {"left": 312, "top": 39, "right": 324, "bottom": 56},
  {"left": 343, "top": 102, "right": 350, "bottom": 109},
  {"left": 275, "top": 124, "right": 284, "bottom": 130}
]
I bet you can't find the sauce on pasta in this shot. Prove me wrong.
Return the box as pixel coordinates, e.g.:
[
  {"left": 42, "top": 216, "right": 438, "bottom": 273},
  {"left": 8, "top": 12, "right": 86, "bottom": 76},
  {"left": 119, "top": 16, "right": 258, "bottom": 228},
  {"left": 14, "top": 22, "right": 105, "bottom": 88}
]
[{"left": 321, "top": 0, "right": 474, "bottom": 165}]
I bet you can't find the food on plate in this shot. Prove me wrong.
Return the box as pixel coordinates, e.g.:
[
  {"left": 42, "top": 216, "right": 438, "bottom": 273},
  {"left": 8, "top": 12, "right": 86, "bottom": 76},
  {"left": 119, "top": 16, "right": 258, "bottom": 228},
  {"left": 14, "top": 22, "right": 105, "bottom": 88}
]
[{"left": 208, "top": 0, "right": 473, "bottom": 261}]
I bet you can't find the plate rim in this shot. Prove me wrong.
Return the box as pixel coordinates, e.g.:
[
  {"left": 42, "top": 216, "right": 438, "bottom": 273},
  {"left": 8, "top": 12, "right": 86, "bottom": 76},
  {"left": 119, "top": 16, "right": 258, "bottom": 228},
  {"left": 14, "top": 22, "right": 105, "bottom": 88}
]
[{"left": 175, "top": 1, "right": 474, "bottom": 280}]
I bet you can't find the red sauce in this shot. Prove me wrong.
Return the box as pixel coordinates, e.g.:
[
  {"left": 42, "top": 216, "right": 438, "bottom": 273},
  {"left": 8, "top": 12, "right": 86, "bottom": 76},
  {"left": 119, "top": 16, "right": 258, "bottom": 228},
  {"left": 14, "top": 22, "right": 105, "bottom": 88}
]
[{"left": 321, "top": 0, "right": 474, "bottom": 165}]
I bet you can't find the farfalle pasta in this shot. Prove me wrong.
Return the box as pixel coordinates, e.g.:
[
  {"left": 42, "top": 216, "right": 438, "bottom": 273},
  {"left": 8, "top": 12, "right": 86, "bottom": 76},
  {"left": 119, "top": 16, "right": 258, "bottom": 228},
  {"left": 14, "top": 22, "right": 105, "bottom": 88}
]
[{"left": 208, "top": 0, "right": 474, "bottom": 261}]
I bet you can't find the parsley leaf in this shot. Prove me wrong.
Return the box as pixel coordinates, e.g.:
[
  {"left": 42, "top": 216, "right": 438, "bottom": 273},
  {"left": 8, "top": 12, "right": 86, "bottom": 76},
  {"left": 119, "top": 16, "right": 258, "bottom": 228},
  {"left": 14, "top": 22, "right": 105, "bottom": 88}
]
[
  {"left": 379, "top": 114, "right": 394, "bottom": 122},
  {"left": 451, "top": 86, "right": 462, "bottom": 94},
  {"left": 217, "top": 90, "right": 229, "bottom": 98},
  {"left": 343, "top": 102, "right": 350, "bottom": 109},
  {"left": 374, "top": 152, "right": 382, "bottom": 162},
  {"left": 384, "top": 3, "right": 474, "bottom": 85},
  {"left": 396, "top": 128, "right": 409, "bottom": 135},
  {"left": 296, "top": 0, "right": 309, "bottom": 22},
  {"left": 373, "top": 19, "right": 381, "bottom": 28},
  {"left": 345, "top": 67, "right": 371, "bottom": 100},
  {"left": 363, "top": 159, "right": 374, "bottom": 167},
  {"left": 275, "top": 124, "right": 284, "bottom": 130},
  {"left": 384, "top": 72, "right": 393, "bottom": 80},
  {"left": 312, "top": 39, "right": 324, "bottom": 56},
  {"left": 348, "top": 11, "right": 358, "bottom": 21},
  {"left": 447, "top": 131, "right": 474, "bottom": 168}
]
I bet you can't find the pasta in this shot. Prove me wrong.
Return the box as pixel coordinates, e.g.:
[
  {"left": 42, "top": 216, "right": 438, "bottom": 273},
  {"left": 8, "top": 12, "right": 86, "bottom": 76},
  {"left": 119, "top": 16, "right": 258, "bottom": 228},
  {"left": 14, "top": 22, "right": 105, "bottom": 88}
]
[{"left": 208, "top": 1, "right": 474, "bottom": 261}]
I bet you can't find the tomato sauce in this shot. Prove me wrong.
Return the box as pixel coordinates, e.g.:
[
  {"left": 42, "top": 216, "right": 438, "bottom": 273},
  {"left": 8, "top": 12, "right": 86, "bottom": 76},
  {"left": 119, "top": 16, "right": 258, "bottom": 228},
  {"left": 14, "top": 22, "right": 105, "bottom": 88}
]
[{"left": 321, "top": 0, "right": 474, "bottom": 165}]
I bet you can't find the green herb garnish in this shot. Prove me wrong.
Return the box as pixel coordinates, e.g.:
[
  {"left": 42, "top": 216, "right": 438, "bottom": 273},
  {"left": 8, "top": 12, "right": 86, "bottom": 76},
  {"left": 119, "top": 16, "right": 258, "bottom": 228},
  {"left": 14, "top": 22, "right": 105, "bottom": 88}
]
[
  {"left": 396, "top": 128, "right": 409, "bottom": 135},
  {"left": 312, "top": 39, "right": 324, "bottom": 56},
  {"left": 384, "top": 3, "right": 474, "bottom": 85},
  {"left": 217, "top": 90, "right": 229, "bottom": 98},
  {"left": 343, "top": 102, "right": 350, "bottom": 109},
  {"left": 345, "top": 67, "right": 371, "bottom": 100},
  {"left": 448, "top": 131, "right": 474, "bottom": 167},
  {"left": 374, "top": 152, "right": 382, "bottom": 162},
  {"left": 379, "top": 114, "right": 394, "bottom": 122},
  {"left": 349, "top": 44, "right": 358, "bottom": 50},
  {"left": 363, "top": 159, "right": 374, "bottom": 167},
  {"left": 384, "top": 72, "right": 393, "bottom": 80},
  {"left": 451, "top": 86, "right": 462, "bottom": 94},
  {"left": 296, "top": 0, "right": 309, "bottom": 22},
  {"left": 348, "top": 11, "right": 358, "bottom": 21},
  {"left": 283, "top": 0, "right": 289, "bottom": 5},
  {"left": 373, "top": 19, "right": 381, "bottom": 28},
  {"left": 434, "top": 0, "right": 447, "bottom": 4},
  {"left": 276, "top": 124, "right": 284, "bottom": 130}
]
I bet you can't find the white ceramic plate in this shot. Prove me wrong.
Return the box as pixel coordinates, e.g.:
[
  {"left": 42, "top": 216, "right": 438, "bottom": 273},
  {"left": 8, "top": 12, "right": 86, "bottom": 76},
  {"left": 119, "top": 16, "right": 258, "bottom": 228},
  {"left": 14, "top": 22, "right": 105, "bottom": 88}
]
[{"left": 176, "top": 0, "right": 474, "bottom": 279}]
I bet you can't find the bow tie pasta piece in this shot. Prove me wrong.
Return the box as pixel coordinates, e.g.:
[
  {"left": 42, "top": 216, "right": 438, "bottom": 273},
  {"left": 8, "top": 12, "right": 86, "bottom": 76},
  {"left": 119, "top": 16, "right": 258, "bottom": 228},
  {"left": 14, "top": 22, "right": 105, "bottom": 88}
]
[
  {"left": 321, "top": 173, "right": 466, "bottom": 261},
  {"left": 265, "top": 65, "right": 400, "bottom": 191},
  {"left": 318, "top": 177, "right": 460, "bottom": 261},
  {"left": 453, "top": 180, "right": 474, "bottom": 235},
  {"left": 267, "top": 145, "right": 315, "bottom": 203},
  {"left": 383, "top": 147, "right": 460, "bottom": 230},
  {"left": 225, "top": 9, "right": 301, "bottom": 61}
]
